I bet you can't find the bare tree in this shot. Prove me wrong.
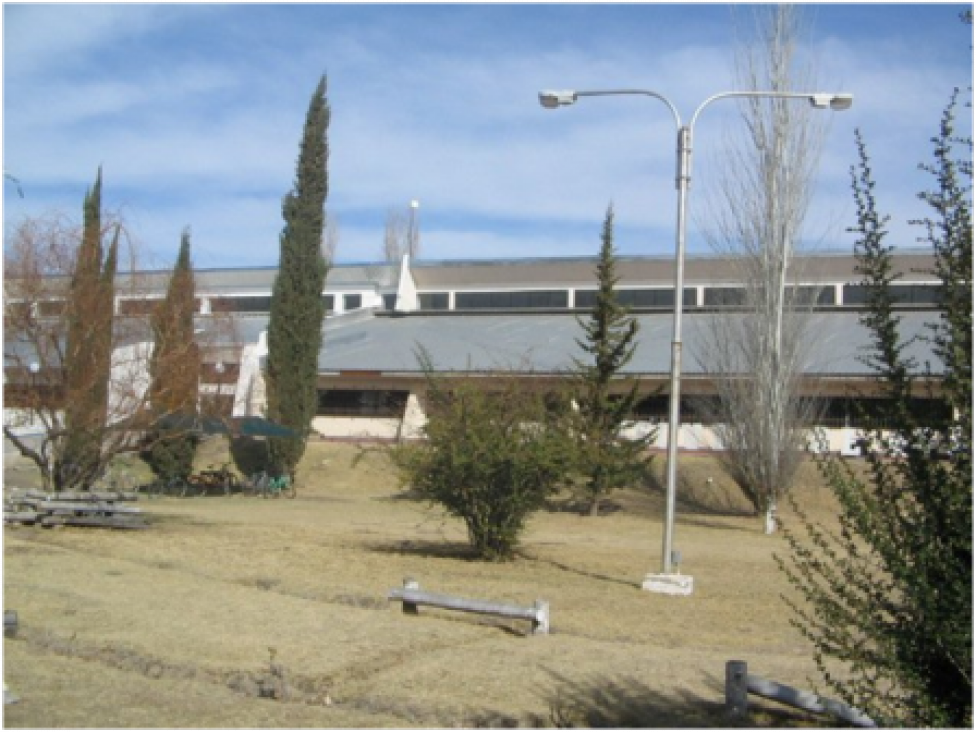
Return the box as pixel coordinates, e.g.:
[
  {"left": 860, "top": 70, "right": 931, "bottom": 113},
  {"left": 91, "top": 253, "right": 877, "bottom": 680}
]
[
  {"left": 3, "top": 211, "right": 227, "bottom": 491},
  {"left": 381, "top": 201, "right": 420, "bottom": 263},
  {"left": 694, "top": 5, "right": 828, "bottom": 533},
  {"left": 322, "top": 212, "right": 339, "bottom": 264}
]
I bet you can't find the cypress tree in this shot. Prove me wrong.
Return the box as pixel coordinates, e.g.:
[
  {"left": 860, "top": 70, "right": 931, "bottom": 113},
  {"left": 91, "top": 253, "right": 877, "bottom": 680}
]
[
  {"left": 572, "top": 205, "right": 654, "bottom": 516},
  {"left": 145, "top": 229, "right": 200, "bottom": 481},
  {"left": 61, "top": 167, "right": 118, "bottom": 491},
  {"left": 266, "top": 76, "right": 330, "bottom": 481}
]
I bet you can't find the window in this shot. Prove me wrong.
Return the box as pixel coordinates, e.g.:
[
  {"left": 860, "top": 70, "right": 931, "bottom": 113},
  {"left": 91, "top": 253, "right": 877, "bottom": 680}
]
[
  {"left": 843, "top": 283, "right": 940, "bottom": 306},
  {"left": 323, "top": 295, "right": 335, "bottom": 313},
  {"left": 317, "top": 389, "right": 409, "bottom": 418},
  {"left": 633, "top": 395, "right": 700, "bottom": 421},
  {"left": 703, "top": 288, "right": 747, "bottom": 307},
  {"left": 382, "top": 294, "right": 397, "bottom": 311},
  {"left": 575, "top": 288, "right": 696, "bottom": 309},
  {"left": 200, "top": 362, "right": 240, "bottom": 384},
  {"left": 118, "top": 298, "right": 160, "bottom": 316},
  {"left": 211, "top": 296, "right": 272, "bottom": 313},
  {"left": 787, "top": 286, "right": 836, "bottom": 306},
  {"left": 821, "top": 397, "right": 952, "bottom": 430},
  {"left": 343, "top": 294, "right": 362, "bottom": 311},
  {"left": 455, "top": 290, "right": 569, "bottom": 310},
  {"left": 37, "top": 300, "right": 66, "bottom": 317},
  {"left": 419, "top": 292, "right": 450, "bottom": 310}
]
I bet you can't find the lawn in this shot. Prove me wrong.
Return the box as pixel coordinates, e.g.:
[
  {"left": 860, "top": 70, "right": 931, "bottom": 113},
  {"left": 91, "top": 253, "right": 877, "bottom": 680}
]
[{"left": 3, "top": 438, "right": 845, "bottom": 728}]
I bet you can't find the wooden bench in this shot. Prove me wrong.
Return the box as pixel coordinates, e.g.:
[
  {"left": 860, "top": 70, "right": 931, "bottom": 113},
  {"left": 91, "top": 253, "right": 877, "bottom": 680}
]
[
  {"left": 388, "top": 578, "right": 549, "bottom": 635},
  {"left": 725, "top": 660, "right": 876, "bottom": 727},
  {"left": 4, "top": 490, "right": 147, "bottom": 530}
]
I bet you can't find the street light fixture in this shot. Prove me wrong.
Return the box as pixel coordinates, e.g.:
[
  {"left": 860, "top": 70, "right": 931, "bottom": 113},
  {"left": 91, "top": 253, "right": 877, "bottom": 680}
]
[{"left": 539, "top": 86, "right": 852, "bottom": 595}]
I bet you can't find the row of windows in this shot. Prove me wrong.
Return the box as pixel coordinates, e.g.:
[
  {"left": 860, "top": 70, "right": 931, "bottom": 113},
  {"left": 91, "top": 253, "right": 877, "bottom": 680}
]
[
  {"left": 313, "top": 389, "right": 954, "bottom": 433},
  {"left": 11, "top": 282, "right": 941, "bottom": 320},
  {"left": 418, "top": 284, "right": 942, "bottom": 311}
]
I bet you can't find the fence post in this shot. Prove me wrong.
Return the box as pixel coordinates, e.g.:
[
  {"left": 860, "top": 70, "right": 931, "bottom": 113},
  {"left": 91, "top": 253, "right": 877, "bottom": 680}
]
[
  {"left": 725, "top": 660, "right": 749, "bottom": 719},
  {"left": 531, "top": 600, "right": 550, "bottom": 635},
  {"left": 402, "top": 577, "right": 420, "bottom": 615}
]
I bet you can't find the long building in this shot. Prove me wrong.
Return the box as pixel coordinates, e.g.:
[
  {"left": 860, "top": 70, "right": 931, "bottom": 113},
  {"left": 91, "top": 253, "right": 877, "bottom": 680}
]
[{"left": 4, "top": 249, "right": 945, "bottom": 454}]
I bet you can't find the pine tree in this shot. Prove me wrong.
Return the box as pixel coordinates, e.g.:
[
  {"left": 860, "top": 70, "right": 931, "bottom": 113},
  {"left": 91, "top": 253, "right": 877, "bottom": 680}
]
[
  {"left": 266, "top": 76, "right": 330, "bottom": 481},
  {"left": 60, "top": 167, "right": 119, "bottom": 491},
  {"left": 572, "top": 206, "right": 654, "bottom": 516},
  {"left": 145, "top": 229, "right": 200, "bottom": 481},
  {"left": 780, "top": 99, "right": 972, "bottom": 727}
]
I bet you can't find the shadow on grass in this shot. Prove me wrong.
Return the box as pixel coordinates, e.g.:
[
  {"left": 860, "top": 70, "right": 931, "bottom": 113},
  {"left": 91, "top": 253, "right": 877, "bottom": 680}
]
[
  {"left": 365, "top": 537, "right": 482, "bottom": 561},
  {"left": 516, "top": 550, "right": 640, "bottom": 590},
  {"left": 644, "top": 469, "right": 757, "bottom": 520},
  {"left": 540, "top": 671, "right": 822, "bottom": 728}
]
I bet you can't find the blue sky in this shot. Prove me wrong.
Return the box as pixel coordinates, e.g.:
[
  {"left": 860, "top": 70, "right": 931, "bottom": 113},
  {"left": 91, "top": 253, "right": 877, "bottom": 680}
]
[{"left": 3, "top": 3, "right": 972, "bottom": 269}]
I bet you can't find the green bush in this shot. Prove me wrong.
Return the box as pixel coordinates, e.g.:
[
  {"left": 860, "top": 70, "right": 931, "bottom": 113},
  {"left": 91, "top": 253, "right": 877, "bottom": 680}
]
[{"left": 393, "top": 369, "right": 573, "bottom": 561}]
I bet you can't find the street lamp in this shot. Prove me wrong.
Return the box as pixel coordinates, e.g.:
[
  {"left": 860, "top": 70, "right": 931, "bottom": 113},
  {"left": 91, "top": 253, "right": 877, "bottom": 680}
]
[
  {"left": 539, "top": 86, "right": 852, "bottom": 595},
  {"left": 408, "top": 199, "right": 420, "bottom": 258}
]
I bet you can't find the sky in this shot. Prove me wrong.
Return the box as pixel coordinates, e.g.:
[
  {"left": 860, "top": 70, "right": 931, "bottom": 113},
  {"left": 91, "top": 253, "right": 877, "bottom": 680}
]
[{"left": 2, "top": 2, "right": 972, "bottom": 270}]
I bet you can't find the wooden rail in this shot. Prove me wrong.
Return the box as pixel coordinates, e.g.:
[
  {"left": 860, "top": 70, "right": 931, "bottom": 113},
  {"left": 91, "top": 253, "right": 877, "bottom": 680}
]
[
  {"left": 725, "top": 660, "right": 876, "bottom": 728},
  {"left": 388, "top": 578, "right": 549, "bottom": 635}
]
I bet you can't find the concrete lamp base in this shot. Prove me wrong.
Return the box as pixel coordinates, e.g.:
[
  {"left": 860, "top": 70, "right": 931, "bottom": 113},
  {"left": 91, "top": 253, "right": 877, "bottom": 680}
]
[{"left": 642, "top": 572, "right": 694, "bottom": 596}]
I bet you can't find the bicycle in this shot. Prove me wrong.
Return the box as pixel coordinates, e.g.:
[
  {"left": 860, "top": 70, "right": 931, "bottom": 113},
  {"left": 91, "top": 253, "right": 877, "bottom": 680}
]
[
  {"left": 265, "top": 474, "right": 296, "bottom": 499},
  {"left": 188, "top": 463, "right": 241, "bottom": 497},
  {"left": 246, "top": 471, "right": 296, "bottom": 499}
]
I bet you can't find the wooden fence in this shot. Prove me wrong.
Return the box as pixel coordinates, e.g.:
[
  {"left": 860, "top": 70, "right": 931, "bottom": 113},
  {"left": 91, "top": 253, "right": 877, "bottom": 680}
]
[{"left": 388, "top": 578, "right": 550, "bottom": 636}]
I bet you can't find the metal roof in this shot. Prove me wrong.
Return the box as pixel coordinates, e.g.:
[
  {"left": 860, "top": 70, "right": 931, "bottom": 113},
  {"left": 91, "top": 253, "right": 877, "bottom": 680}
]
[
  {"left": 409, "top": 250, "right": 937, "bottom": 290},
  {"left": 318, "top": 310, "right": 943, "bottom": 378}
]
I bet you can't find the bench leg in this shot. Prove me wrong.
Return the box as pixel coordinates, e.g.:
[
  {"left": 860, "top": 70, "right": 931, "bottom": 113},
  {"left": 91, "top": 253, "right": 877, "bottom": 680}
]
[{"left": 402, "top": 578, "right": 420, "bottom": 615}]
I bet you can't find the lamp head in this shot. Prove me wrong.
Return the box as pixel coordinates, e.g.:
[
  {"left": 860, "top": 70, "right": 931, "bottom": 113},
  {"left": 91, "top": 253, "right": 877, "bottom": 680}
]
[
  {"left": 809, "top": 93, "right": 853, "bottom": 111},
  {"left": 829, "top": 93, "right": 854, "bottom": 111},
  {"left": 538, "top": 90, "right": 578, "bottom": 109}
]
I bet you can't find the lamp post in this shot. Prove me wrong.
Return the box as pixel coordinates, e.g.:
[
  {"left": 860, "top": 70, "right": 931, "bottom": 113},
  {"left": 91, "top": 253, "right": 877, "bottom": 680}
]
[
  {"left": 408, "top": 199, "right": 420, "bottom": 258},
  {"left": 539, "top": 87, "right": 852, "bottom": 595}
]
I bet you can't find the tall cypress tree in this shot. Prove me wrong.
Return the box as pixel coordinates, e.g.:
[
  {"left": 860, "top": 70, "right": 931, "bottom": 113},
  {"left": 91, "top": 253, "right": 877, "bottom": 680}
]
[
  {"left": 572, "top": 205, "right": 654, "bottom": 516},
  {"left": 61, "top": 167, "right": 118, "bottom": 491},
  {"left": 266, "top": 76, "right": 330, "bottom": 481},
  {"left": 145, "top": 229, "right": 200, "bottom": 481}
]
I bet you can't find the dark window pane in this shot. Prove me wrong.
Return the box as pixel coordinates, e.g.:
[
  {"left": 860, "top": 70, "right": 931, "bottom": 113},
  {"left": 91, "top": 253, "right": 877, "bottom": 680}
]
[
  {"left": 212, "top": 296, "right": 272, "bottom": 313},
  {"left": 317, "top": 389, "right": 409, "bottom": 418},
  {"left": 704, "top": 288, "right": 746, "bottom": 307},
  {"left": 788, "top": 285, "right": 836, "bottom": 306},
  {"left": 37, "top": 300, "right": 66, "bottom": 317},
  {"left": 323, "top": 295, "right": 335, "bottom": 313},
  {"left": 455, "top": 290, "right": 567, "bottom": 310},
  {"left": 344, "top": 294, "right": 362, "bottom": 310},
  {"left": 118, "top": 298, "right": 160, "bottom": 316},
  {"left": 419, "top": 293, "right": 449, "bottom": 310}
]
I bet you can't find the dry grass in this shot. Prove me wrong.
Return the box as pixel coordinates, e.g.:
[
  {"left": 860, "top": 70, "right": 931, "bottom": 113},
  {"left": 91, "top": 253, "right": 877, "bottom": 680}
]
[{"left": 3, "top": 439, "right": 846, "bottom": 728}]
